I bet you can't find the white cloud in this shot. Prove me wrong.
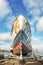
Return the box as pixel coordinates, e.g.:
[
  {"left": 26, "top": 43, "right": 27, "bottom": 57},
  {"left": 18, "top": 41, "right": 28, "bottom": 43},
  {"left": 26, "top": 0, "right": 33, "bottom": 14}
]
[
  {"left": 0, "top": 32, "right": 11, "bottom": 42},
  {"left": 0, "top": 43, "right": 11, "bottom": 50},
  {"left": 0, "top": 0, "right": 11, "bottom": 18},
  {"left": 31, "top": 37, "right": 41, "bottom": 45},
  {"left": 0, "top": 32, "right": 12, "bottom": 50},
  {"left": 31, "top": 36, "right": 43, "bottom": 49},
  {"left": 36, "top": 17, "right": 43, "bottom": 32},
  {"left": 31, "top": 36, "right": 43, "bottom": 55},
  {"left": 23, "top": 0, "right": 43, "bottom": 17}
]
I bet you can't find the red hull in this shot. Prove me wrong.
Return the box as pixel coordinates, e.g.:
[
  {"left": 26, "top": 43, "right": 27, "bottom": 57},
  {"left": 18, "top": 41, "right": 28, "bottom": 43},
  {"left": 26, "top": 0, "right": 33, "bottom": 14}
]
[{"left": 13, "top": 42, "right": 28, "bottom": 55}]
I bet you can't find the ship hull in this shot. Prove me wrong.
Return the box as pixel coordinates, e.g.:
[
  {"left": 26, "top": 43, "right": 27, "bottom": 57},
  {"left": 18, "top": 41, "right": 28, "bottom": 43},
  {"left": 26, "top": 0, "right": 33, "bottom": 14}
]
[
  {"left": 13, "top": 42, "right": 29, "bottom": 55},
  {"left": 11, "top": 15, "right": 32, "bottom": 56}
]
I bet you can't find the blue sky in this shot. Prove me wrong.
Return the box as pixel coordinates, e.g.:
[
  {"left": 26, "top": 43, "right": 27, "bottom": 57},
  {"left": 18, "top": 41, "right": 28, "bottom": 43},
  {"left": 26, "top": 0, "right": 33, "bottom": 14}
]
[{"left": 0, "top": 0, "right": 43, "bottom": 55}]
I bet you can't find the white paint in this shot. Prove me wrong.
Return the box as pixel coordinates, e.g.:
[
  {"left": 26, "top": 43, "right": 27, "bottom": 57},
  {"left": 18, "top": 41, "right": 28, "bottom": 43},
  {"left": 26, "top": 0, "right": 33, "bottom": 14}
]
[{"left": 12, "top": 15, "right": 27, "bottom": 40}]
